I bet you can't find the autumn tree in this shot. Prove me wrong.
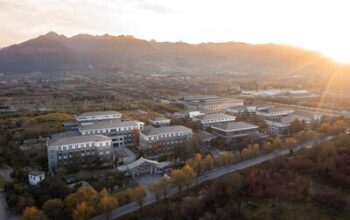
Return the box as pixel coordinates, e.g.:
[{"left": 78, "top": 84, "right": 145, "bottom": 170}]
[
  {"left": 97, "top": 189, "right": 118, "bottom": 219},
  {"left": 182, "top": 165, "right": 196, "bottom": 188},
  {"left": 202, "top": 154, "right": 214, "bottom": 171},
  {"left": 21, "top": 207, "right": 46, "bottom": 220},
  {"left": 170, "top": 168, "right": 187, "bottom": 191},
  {"left": 63, "top": 186, "right": 98, "bottom": 217},
  {"left": 131, "top": 185, "right": 146, "bottom": 207},
  {"left": 43, "top": 199, "right": 65, "bottom": 220},
  {"left": 72, "top": 201, "right": 95, "bottom": 220}
]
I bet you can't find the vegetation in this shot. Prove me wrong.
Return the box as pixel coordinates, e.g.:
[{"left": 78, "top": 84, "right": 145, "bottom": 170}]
[{"left": 128, "top": 134, "right": 350, "bottom": 220}]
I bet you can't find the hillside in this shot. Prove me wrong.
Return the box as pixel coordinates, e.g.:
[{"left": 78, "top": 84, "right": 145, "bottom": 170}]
[{"left": 0, "top": 32, "right": 347, "bottom": 76}]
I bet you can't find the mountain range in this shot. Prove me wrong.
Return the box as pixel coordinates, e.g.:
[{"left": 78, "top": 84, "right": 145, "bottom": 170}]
[{"left": 0, "top": 32, "right": 348, "bottom": 76}]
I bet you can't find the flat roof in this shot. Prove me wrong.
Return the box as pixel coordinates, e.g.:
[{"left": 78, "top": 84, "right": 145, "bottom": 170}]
[
  {"left": 141, "top": 125, "right": 192, "bottom": 136},
  {"left": 198, "top": 113, "right": 235, "bottom": 120},
  {"left": 48, "top": 135, "right": 111, "bottom": 146},
  {"left": 212, "top": 121, "right": 258, "bottom": 131},
  {"left": 149, "top": 117, "right": 170, "bottom": 121},
  {"left": 78, "top": 119, "right": 142, "bottom": 130},
  {"left": 76, "top": 111, "right": 121, "bottom": 118},
  {"left": 29, "top": 170, "right": 45, "bottom": 176}
]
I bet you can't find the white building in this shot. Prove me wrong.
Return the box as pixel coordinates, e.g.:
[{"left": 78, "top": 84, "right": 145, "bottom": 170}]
[
  {"left": 117, "top": 157, "right": 171, "bottom": 177},
  {"left": 140, "top": 125, "right": 192, "bottom": 150},
  {"left": 256, "top": 107, "right": 294, "bottom": 119},
  {"left": 266, "top": 114, "right": 312, "bottom": 135},
  {"left": 78, "top": 119, "right": 144, "bottom": 147},
  {"left": 193, "top": 113, "right": 236, "bottom": 128},
  {"left": 47, "top": 135, "right": 113, "bottom": 171},
  {"left": 28, "top": 170, "right": 45, "bottom": 186},
  {"left": 149, "top": 117, "right": 171, "bottom": 126},
  {"left": 75, "top": 111, "right": 122, "bottom": 122},
  {"left": 183, "top": 96, "right": 244, "bottom": 113}
]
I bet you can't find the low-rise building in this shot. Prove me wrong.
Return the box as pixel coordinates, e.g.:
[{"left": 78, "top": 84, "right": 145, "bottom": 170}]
[
  {"left": 211, "top": 121, "right": 259, "bottom": 142},
  {"left": 78, "top": 119, "right": 144, "bottom": 147},
  {"left": 75, "top": 111, "right": 122, "bottom": 122},
  {"left": 149, "top": 117, "right": 171, "bottom": 126},
  {"left": 193, "top": 130, "right": 217, "bottom": 148},
  {"left": 140, "top": 125, "right": 193, "bottom": 158},
  {"left": 47, "top": 135, "right": 113, "bottom": 171},
  {"left": 226, "top": 105, "right": 258, "bottom": 116},
  {"left": 28, "top": 170, "right": 45, "bottom": 186},
  {"left": 117, "top": 157, "right": 171, "bottom": 177},
  {"left": 193, "top": 113, "right": 236, "bottom": 128},
  {"left": 182, "top": 96, "right": 244, "bottom": 113},
  {"left": 266, "top": 114, "right": 312, "bottom": 135},
  {"left": 256, "top": 107, "right": 293, "bottom": 119}
]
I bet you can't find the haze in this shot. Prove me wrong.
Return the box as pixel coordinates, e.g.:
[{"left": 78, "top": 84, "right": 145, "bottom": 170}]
[{"left": 1, "top": 0, "right": 350, "bottom": 63}]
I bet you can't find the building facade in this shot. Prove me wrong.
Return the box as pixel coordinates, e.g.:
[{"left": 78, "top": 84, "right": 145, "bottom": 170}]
[
  {"left": 47, "top": 135, "right": 113, "bottom": 171},
  {"left": 28, "top": 171, "right": 45, "bottom": 185},
  {"left": 149, "top": 117, "right": 171, "bottom": 126},
  {"left": 266, "top": 115, "right": 312, "bottom": 135},
  {"left": 183, "top": 96, "right": 244, "bottom": 113},
  {"left": 193, "top": 113, "right": 236, "bottom": 128},
  {"left": 140, "top": 125, "right": 193, "bottom": 158},
  {"left": 256, "top": 107, "right": 294, "bottom": 119},
  {"left": 211, "top": 121, "right": 259, "bottom": 142},
  {"left": 78, "top": 120, "right": 144, "bottom": 147},
  {"left": 75, "top": 111, "right": 122, "bottom": 122},
  {"left": 117, "top": 157, "right": 171, "bottom": 177}
]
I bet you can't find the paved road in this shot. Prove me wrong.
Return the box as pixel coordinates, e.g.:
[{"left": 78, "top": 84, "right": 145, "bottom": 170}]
[{"left": 91, "top": 135, "right": 336, "bottom": 220}]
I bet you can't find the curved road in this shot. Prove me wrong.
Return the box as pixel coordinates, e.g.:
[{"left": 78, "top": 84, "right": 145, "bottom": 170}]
[{"left": 92, "top": 135, "right": 336, "bottom": 220}]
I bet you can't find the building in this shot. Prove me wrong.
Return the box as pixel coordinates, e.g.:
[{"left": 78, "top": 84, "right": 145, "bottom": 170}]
[
  {"left": 117, "top": 157, "right": 171, "bottom": 177},
  {"left": 193, "top": 130, "right": 217, "bottom": 148},
  {"left": 226, "top": 105, "right": 260, "bottom": 116},
  {"left": 256, "top": 107, "right": 294, "bottom": 119},
  {"left": 265, "top": 114, "right": 312, "bottom": 135},
  {"left": 140, "top": 125, "right": 192, "bottom": 152},
  {"left": 47, "top": 135, "right": 113, "bottom": 171},
  {"left": 193, "top": 113, "right": 236, "bottom": 128},
  {"left": 78, "top": 119, "right": 144, "bottom": 147},
  {"left": 149, "top": 117, "right": 171, "bottom": 126},
  {"left": 28, "top": 170, "right": 45, "bottom": 186},
  {"left": 75, "top": 111, "right": 122, "bottom": 122},
  {"left": 182, "top": 96, "right": 244, "bottom": 113},
  {"left": 211, "top": 121, "right": 259, "bottom": 142}
]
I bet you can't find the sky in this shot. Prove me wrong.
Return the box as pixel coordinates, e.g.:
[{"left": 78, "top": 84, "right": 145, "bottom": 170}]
[{"left": 0, "top": 0, "right": 350, "bottom": 63}]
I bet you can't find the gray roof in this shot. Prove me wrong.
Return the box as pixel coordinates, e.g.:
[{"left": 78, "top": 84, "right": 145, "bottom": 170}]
[
  {"left": 212, "top": 121, "right": 258, "bottom": 131},
  {"left": 258, "top": 107, "right": 293, "bottom": 113},
  {"left": 48, "top": 135, "right": 111, "bottom": 146},
  {"left": 141, "top": 125, "right": 192, "bottom": 136},
  {"left": 194, "top": 130, "right": 216, "bottom": 141},
  {"left": 280, "top": 115, "right": 311, "bottom": 124},
  {"left": 197, "top": 113, "right": 235, "bottom": 120},
  {"left": 76, "top": 111, "right": 121, "bottom": 118},
  {"left": 117, "top": 157, "right": 160, "bottom": 172},
  {"left": 28, "top": 170, "right": 45, "bottom": 176},
  {"left": 78, "top": 119, "right": 141, "bottom": 130},
  {"left": 149, "top": 117, "right": 170, "bottom": 122}
]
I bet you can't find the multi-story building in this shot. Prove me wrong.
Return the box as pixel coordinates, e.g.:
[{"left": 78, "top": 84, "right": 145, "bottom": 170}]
[
  {"left": 47, "top": 135, "right": 113, "bottom": 171},
  {"left": 265, "top": 114, "right": 312, "bottom": 135},
  {"left": 78, "top": 119, "right": 144, "bottom": 147},
  {"left": 226, "top": 105, "right": 258, "bottom": 116},
  {"left": 193, "top": 113, "right": 236, "bottom": 128},
  {"left": 256, "top": 107, "right": 293, "bottom": 119},
  {"left": 149, "top": 117, "right": 171, "bottom": 126},
  {"left": 211, "top": 121, "right": 259, "bottom": 142},
  {"left": 182, "top": 96, "right": 244, "bottom": 113},
  {"left": 75, "top": 111, "right": 122, "bottom": 122},
  {"left": 140, "top": 125, "right": 192, "bottom": 152}
]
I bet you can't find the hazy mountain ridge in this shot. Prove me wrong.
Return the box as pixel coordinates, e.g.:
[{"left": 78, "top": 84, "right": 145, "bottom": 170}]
[{"left": 0, "top": 32, "right": 347, "bottom": 75}]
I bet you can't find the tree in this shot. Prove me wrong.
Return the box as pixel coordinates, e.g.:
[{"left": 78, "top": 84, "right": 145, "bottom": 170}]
[
  {"left": 72, "top": 201, "right": 95, "bottom": 220},
  {"left": 43, "top": 199, "right": 65, "bottom": 220},
  {"left": 63, "top": 186, "right": 98, "bottom": 217},
  {"left": 131, "top": 185, "right": 146, "bottom": 207},
  {"left": 202, "top": 154, "right": 214, "bottom": 171},
  {"left": 21, "top": 207, "right": 46, "bottom": 220},
  {"left": 262, "top": 141, "right": 273, "bottom": 152},
  {"left": 97, "top": 189, "right": 118, "bottom": 219},
  {"left": 182, "top": 165, "right": 196, "bottom": 188},
  {"left": 170, "top": 169, "right": 186, "bottom": 191},
  {"left": 285, "top": 137, "right": 298, "bottom": 149},
  {"left": 149, "top": 182, "right": 163, "bottom": 201}
]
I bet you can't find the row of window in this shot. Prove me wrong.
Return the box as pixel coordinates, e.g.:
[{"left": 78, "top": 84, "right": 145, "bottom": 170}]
[
  {"left": 145, "top": 132, "right": 189, "bottom": 141},
  {"left": 83, "top": 126, "right": 138, "bottom": 135},
  {"left": 57, "top": 141, "right": 111, "bottom": 151}
]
